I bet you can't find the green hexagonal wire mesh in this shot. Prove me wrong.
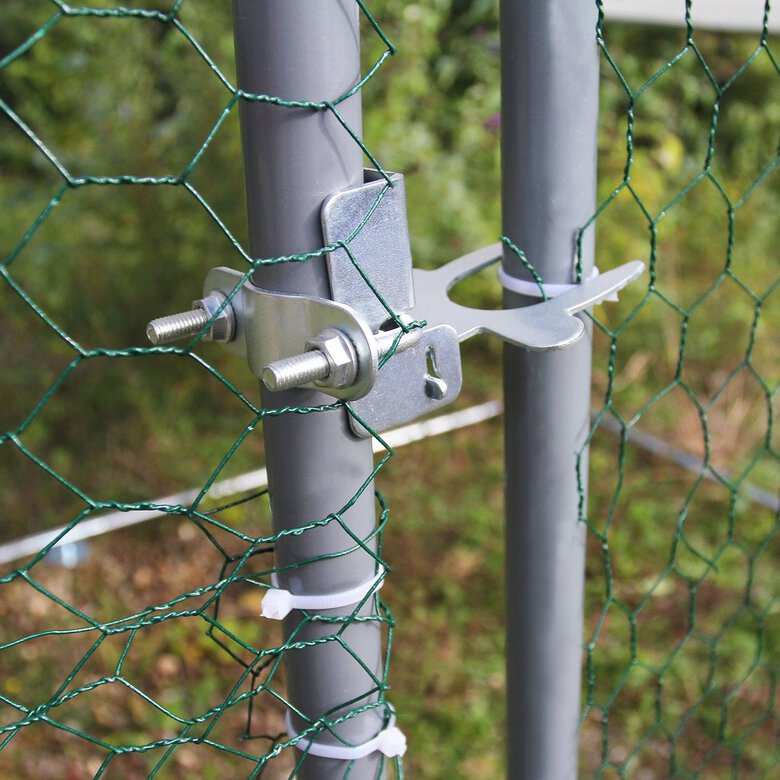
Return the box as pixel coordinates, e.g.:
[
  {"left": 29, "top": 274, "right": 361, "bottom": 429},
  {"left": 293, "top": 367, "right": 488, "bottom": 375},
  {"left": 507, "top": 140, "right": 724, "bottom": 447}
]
[
  {"left": 578, "top": 4, "right": 778, "bottom": 778},
  {"left": 0, "top": 1, "right": 777, "bottom": 779}
]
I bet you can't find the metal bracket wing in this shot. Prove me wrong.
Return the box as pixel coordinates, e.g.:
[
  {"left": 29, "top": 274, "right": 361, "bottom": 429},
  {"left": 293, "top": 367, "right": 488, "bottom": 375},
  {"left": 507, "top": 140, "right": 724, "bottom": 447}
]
[
  {"left": 411, "top": 243, "right": 645, "bottom": 349},
  {"left": 349, "top": 244, "right": 644, "bottom": 437},
  {"left": 203, "top": 267, "right": 379, "bottom": 401}
]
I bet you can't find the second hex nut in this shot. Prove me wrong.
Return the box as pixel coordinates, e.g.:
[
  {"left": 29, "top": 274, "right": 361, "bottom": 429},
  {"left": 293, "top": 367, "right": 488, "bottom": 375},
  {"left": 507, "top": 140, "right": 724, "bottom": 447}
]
[{"left": 306, "top": 328, "right": 359, "bottom": 388}]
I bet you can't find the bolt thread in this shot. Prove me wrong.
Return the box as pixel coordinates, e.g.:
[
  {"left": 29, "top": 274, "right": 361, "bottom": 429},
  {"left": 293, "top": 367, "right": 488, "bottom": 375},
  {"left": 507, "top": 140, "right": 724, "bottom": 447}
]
[
  {"left": 147, "top": 309, "right": 210, "bottom": 345},
  {"left": 262, "top": 351, "right": 331, "bottom": 392},
  {"left": 376, "top": 326, "right": 422, "bottom": 359}
]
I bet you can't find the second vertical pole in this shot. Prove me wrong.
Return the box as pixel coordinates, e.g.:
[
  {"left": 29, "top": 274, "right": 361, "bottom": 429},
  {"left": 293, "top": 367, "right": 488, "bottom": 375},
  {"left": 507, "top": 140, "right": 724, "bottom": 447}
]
[
  {"left": 501, "top": 2, "right": 600, "bottom": 778},
  {"left": 233, "top": 3, "right": 385, "bottom": 778}
]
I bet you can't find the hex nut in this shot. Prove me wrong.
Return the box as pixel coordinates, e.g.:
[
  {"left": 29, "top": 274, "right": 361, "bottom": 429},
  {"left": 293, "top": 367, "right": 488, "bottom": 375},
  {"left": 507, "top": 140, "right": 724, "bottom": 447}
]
[
  {"left": 305, "top": 328, "right": 359, "bottom": 388},
  {"left": 193, "top": 291, "right": 235, "bottom": 343}
]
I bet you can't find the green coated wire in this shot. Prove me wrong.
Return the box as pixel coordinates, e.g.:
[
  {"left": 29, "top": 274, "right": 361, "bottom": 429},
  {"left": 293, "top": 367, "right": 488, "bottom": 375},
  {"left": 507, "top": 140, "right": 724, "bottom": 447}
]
[
  {"left": 0, "top": 2, "right": 401, "bottom": 778},
  {"left": 575, "top": 2, "right": 779, "bottom": 778},
  {"left": 0, "top": 0, "right": 777, "bottom": 778}
]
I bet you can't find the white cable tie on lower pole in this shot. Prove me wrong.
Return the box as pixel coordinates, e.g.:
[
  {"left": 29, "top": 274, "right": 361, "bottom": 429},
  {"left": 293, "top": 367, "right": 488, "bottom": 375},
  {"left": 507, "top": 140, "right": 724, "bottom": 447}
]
[
  {"left": 285, "top": 711, "right": 407, "bottom": 760},
  {"left": 261, "top": 569, "right": 385, "bottom": 620},
  {"left": 498, "top": 265, "right": 619, "bottom": 302}
]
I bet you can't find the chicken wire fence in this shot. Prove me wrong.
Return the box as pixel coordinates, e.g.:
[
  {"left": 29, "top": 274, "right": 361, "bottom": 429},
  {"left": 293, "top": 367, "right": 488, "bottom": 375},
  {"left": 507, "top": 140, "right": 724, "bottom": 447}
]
[
  {"left": 1, "top": 2, "right": 403, "bottom": 778},
  {"left": 0, "top": 1, "right": 777, "bottom": 779},
  {"left": 579, "top": 4, "right": 778, "bottom": 777}
]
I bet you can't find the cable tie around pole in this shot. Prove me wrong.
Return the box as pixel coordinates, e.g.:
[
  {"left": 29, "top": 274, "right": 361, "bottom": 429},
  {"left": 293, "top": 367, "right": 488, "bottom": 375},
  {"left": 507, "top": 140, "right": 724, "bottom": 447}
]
[
  {"left": 285, "top": 711, "right": 407, "bottom": 760},
  {"left": 498, "top": 265, "right": 619, "bottom": 302},
  {"left": 261, "top": 569, "right": 385, "bottom": 620}
]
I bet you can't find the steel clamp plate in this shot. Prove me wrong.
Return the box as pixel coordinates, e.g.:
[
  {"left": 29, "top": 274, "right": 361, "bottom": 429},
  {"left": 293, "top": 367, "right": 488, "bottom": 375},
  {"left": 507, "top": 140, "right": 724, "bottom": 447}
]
[
  {"left": 409, "top": 244, "right": 645, "bottom": 351},
  {"left": 346, "top": 246, "right": 643, "bottom": 434},
  {"left": 203, "top": 267, "right": 379, "bottom": 401},
  {"left": 349, "top": 324, "right": 462, "bottom": 438},
  {"left": 322, "top": 169, "right": 415, "bottom": 332}
]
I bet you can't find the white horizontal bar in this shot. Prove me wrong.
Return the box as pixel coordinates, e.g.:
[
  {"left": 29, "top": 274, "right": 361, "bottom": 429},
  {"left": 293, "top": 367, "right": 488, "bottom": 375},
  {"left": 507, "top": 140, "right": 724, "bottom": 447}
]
[
  {"left": 0, "top": 402, "right": 503, "bottom": 567},
  {"left": 376, "top": 400, "right": 502, "bottom": 451},
  {"left": 604, "top": 0, "right": 778, "bottom": 33},
  {"left": 2, "top": 398, "right": 774, "bottom": 566}
]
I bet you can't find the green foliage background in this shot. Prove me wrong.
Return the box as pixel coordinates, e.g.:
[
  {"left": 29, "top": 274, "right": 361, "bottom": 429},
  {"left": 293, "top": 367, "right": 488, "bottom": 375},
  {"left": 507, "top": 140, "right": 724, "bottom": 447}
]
[{"left": 0, "top": 1, "right": 777, "bottom": 778}]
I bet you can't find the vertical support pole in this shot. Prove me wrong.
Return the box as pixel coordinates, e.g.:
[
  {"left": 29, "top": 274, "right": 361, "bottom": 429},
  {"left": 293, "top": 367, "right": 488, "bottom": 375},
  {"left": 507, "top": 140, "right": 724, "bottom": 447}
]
[
  {"left": 232, "top": 3, "right": 384, "bottom": 778},
  {"left": 500, "top": 2, "right": 599, "bottom": 778}
]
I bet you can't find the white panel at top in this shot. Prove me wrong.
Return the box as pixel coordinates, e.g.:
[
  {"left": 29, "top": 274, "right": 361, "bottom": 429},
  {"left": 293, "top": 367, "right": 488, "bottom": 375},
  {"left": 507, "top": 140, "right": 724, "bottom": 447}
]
[{"left": 603, "top": 0, "right": 779, "bottom": 34}]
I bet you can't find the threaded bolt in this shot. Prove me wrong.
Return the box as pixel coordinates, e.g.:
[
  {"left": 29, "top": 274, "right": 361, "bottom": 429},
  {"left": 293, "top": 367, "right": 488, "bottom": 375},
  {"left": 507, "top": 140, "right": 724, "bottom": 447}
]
[
  {"left": 262, "top": 320, "right": 423, "bottom": 393},
  {"left": 147, "top": 309, "right": 211, "bottom": 345},
  {"left": 375, "top": 324, "right": 422, "bottom": 357},
  {"left": 147, "top": 292, "right": 235, "bottom": 346},
  {"left": 262, "top": 350, "right": 331, "bottom": 391}
]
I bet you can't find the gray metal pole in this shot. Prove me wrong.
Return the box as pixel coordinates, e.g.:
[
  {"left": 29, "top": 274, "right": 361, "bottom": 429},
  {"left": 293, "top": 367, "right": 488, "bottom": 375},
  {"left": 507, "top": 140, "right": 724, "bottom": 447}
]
[
  {"left": 500, "top": 2, "right": 599, "bottom": 779},
  {"left": 232, "top": 3, "right": 384, "bottom": 777}
]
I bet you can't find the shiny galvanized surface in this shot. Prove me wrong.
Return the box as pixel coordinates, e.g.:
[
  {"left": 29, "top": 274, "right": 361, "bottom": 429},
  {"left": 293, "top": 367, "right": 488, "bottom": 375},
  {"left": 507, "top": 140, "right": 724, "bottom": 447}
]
[
  {"left": 321, "top": 169, "right": 415, "bottom": 332},
  {"left": 349, "top": 242, "right": 643, "bottom": 435},
  {"left": 410, "top": 243, "right": 645, "bottom": 350},
  {"left": 349, "top": 324, "right": 463, "bottom": 438},
  {"left": 203, "top": 266, "right": 379, "bottom": 401}
]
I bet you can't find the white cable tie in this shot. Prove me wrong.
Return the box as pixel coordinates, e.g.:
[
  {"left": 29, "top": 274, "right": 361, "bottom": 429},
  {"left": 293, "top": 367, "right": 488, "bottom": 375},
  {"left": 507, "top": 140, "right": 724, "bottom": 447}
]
[
  {"left": 261, "top": 569, "right": 385, "bottom": 620},
  {"left": 498, "top": 265, "right": 619, "bottom": 302},
  {"left": 285, "top": 711, "right": 407, "bottom": 760}
]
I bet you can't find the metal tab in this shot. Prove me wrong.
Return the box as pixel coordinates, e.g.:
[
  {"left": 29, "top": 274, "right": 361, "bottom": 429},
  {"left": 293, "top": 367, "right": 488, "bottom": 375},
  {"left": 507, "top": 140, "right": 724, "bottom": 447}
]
[
  {"left": 411, "top": 243, "right": 645, "bottom": 350},
  {"left": 349, "top": 325, "right": 462, "bottom": 438},
  {"left": 346, "top": 244, "right": 644, "bottom": 435},
  {"left": 322, "top": 169, "right": 415, "bottom": 332}
]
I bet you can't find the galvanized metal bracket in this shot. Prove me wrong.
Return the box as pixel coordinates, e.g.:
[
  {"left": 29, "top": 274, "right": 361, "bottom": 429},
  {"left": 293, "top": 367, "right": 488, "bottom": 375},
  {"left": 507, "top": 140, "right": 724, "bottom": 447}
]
[
  {"left": 201, "top": 267, "right": 380, "bottom": 402},
  {"left": 347, "top": 247, "right": 643, "bottom": 437},
  {"left": 319, "top": 171, "right": 644, "bottom": 438},
  {"left": 322, "top": 168, "right": 415, "bottom": 333},
  {"left": 147, "top": 168, "right": 643, "bottom": 429},
  {"left": 348, "top": 323, "right": 464, "bottom": 437}
]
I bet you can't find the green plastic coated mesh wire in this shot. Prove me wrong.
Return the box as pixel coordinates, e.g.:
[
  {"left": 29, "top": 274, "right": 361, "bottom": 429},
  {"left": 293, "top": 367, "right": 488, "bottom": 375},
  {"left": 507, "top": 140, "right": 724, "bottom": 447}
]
[
  {"left": 577, "top": 3, "right": 778, "bottom": 777},
  {"left": 0, "top": 1, "right": 778, "bottom": 778},
  {"left": 0, "top": 2, "right": 406, "bottom": 778}
]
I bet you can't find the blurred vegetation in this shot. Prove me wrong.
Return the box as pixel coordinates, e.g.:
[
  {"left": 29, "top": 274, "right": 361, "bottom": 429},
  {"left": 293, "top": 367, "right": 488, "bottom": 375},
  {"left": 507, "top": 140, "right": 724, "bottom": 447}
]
[{"left": 0, "top": 1, "right": 777, "bottom": 778}]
